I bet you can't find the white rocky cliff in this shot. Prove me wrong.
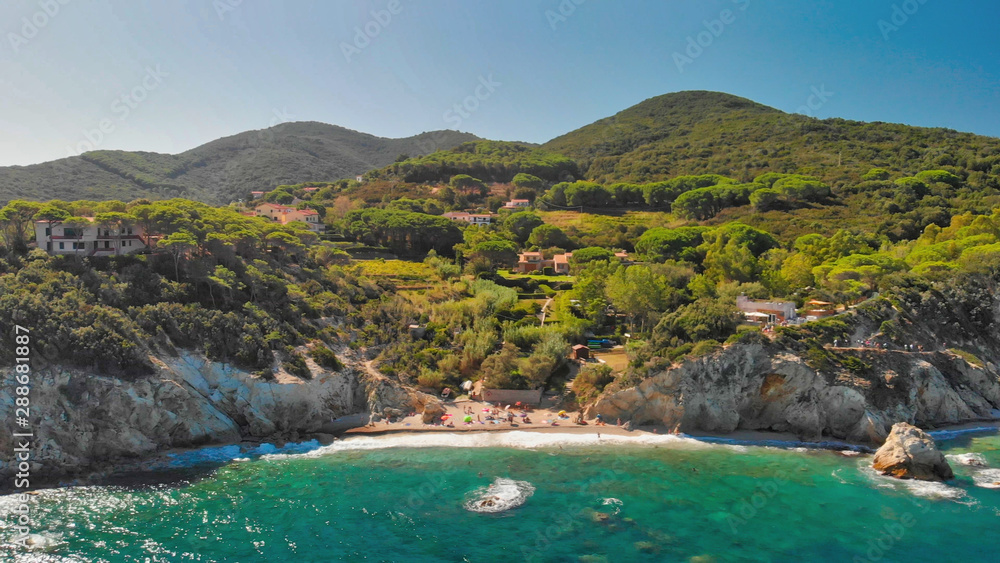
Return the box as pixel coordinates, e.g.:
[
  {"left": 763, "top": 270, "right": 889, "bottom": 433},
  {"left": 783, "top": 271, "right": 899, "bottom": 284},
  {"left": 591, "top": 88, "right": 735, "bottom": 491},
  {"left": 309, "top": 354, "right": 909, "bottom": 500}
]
[
  {"left": 587, "top": 342, "right": 1000, "bottom": 443},
  {"left": 0, "top": 350, "right": 423, "bottom": 487}
]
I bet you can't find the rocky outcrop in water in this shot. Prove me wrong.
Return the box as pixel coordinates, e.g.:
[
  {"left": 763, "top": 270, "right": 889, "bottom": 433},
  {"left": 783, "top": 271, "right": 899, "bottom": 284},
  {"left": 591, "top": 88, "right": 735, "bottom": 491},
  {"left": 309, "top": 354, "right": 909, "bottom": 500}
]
[
  {"left": 872, "top": 422, "right": 954, "bottom": 480},
  {"left": 587, "top": 343, "right": 1000, "bottom": 444},
  {"left": 0, "top": 351, "right": 421, "bottom": 488}
]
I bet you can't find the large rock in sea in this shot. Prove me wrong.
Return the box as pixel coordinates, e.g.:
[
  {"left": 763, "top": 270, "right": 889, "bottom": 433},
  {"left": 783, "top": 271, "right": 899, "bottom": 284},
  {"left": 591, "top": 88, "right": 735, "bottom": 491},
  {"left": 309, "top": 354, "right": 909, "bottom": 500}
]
[{"left": 872, "top": 422, "right": 954, "bottom": 481}]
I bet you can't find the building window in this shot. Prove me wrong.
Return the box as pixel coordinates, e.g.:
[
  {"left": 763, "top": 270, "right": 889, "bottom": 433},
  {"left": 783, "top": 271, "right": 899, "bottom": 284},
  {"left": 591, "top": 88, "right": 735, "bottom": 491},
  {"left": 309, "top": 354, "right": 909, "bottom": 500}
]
[
  {"left": 45, "top": 227, "right": 51, "bottom": 236},
  {"left": 59, "top": 242, "right": 64, "bottom": 250},
  {"left": 127, "top": 228, "right": 133, "bottom": 235},
  {"left": 64, "top": 228, "right": 76, "bottom": 237}
]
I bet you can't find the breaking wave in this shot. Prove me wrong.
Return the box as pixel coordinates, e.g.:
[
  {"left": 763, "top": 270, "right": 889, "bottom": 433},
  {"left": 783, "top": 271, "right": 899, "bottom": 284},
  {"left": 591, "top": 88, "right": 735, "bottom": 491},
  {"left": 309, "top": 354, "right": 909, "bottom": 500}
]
[{"left": 464, "top": 478, "right": 536, "bottom": 513}]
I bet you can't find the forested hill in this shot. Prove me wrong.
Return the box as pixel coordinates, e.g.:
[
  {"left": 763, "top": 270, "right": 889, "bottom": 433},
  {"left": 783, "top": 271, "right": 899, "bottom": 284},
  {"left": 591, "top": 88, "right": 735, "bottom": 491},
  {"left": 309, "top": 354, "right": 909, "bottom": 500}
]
[
  {"left": 543, "top": 91, "right": 1000, "bottom": 186},
  {"left": 367, "top": 140, "right": 580, "bottom": 184},
  {"left": 0, "top": 123, "right": 478, "bottom": 205}
]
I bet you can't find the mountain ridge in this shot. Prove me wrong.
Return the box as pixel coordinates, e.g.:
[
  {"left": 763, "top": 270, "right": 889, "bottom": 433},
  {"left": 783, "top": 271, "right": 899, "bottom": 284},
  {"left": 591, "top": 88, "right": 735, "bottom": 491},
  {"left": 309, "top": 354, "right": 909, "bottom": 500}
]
[
  {"left": 0, "top": 122, "right": 479, "bottom": 205},
  {"left": 542, "top": 90, "right": 1000, "bottom": 186}
]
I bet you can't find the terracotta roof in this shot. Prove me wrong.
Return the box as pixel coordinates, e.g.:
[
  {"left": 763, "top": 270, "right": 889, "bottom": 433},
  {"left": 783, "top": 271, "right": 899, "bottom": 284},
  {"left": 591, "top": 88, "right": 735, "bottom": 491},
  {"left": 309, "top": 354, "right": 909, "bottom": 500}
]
[{"left": 257, "top": 203, "right": 295, "bottom": 211}]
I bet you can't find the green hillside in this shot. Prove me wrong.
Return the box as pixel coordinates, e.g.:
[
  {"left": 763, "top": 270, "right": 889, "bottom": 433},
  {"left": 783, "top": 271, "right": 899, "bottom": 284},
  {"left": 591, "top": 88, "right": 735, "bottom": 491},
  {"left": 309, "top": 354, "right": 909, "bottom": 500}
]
[
  {"left": 543, "top": 91, "right": 1000, "bottom": 188},
  {"left": 0, "top": 123, "right": 478, "bottom": 205},
  {"left": 368, "top": 140, "right": 579, "bottom": 184}
]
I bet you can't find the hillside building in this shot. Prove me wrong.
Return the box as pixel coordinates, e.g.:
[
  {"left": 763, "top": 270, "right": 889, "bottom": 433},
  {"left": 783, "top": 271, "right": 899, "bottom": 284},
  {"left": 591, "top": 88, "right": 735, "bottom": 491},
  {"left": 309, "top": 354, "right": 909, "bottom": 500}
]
[
  {"left": 442, "top": 212, "right": 495, "bottom": 225},
  {"left": 737, "top": 295, "right": 797, "bottom": 324},
  {"left": 503, "top": 199, "right": 531, "bottom": 210},
  {"left": 34, "top": 218, "right": 149, "bottom": 256},
  {"left": 253, "top": 202, "right": 325, "bottom": 232}
]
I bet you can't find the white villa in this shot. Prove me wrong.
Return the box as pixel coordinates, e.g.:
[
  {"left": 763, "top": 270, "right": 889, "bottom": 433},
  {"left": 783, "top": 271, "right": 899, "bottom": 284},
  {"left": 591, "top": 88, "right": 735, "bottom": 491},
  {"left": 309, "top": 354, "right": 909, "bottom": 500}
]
[
  {"left": 34, "top": 219, "right": 149, "bottom": 256},
  {"left": 503, "top": 199, "right": 531, "bottom": 210},
  {"left": 253, "top": 202, "right": 325, "bottom": 232},
  {"left": 737, "top": 295, "right": 798, "bottom": 324},
  {"left": 442, "top": 211, "right": 495, "bottom": 225}
]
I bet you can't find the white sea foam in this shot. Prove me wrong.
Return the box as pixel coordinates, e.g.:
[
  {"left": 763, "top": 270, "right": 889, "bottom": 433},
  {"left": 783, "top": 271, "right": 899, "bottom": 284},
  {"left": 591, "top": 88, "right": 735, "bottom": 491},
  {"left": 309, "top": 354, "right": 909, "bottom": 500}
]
[
  {"left": 464, "top": 478, "right": 535, "bottom": 513},
  {"left": 927, "top": 426, "right": 999, "bottom": 440},
  {"left": 155, "top": 429, "right": 874, "bottom": 470},
  {"left": 261, "top": 431, "right": 714, "bottom": 461},
  {"left": 164, "top": 440, "right": 323, "bottom": 467},
  {"left": 689, "top": 435, "right": 870, "bottom": 453},
  {"left": 972, "top": 469, "right": 1000, "bottom": 489},
  {"left": 946, "top": 452, "right": 988, "bottom": 467},
  {"left": 601, "top": 497, "right": 623, "bottom": 514},
  {"left": 858, "top": 463, "right": 971, "bottom": 503},
  {"left": 901, "top": 479, "right": 972, "bottom": 503}
]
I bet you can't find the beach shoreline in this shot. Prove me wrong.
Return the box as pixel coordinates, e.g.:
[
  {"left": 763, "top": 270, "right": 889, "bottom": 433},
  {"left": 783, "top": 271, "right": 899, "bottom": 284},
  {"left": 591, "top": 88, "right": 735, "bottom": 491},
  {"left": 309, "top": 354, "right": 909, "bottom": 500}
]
[{"left": 11, "top": 405, "right": 999, "bottom": 494}]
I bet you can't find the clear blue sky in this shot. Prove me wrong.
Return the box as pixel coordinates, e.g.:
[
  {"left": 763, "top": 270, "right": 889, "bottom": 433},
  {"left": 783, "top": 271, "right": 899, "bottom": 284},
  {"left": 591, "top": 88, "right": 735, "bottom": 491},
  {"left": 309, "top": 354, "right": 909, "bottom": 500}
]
[{"left": 1, "top": 0, "right": 997, "bottom": 166}]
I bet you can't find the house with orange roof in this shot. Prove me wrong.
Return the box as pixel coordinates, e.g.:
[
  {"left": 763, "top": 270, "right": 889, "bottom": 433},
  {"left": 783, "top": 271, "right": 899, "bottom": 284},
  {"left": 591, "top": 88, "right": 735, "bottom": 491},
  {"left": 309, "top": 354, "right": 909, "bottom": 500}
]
[{"left": 254, "top": 202, "right": 325, "bottom": 232}]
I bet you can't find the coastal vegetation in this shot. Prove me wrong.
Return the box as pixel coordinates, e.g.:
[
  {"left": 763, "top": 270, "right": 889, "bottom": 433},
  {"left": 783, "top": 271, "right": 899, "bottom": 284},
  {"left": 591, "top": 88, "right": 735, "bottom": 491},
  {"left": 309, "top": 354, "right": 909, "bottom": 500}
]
[{"left": 3, "top": 91, "right": 1000, "bottom": 408}]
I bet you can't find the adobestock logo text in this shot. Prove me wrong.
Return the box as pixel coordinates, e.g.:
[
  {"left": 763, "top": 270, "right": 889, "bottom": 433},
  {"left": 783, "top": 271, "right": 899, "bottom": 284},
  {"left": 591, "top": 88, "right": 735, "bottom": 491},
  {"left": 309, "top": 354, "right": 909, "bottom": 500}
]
[{"left": 65, "top": 65, "right": 169, "bottom": 156}]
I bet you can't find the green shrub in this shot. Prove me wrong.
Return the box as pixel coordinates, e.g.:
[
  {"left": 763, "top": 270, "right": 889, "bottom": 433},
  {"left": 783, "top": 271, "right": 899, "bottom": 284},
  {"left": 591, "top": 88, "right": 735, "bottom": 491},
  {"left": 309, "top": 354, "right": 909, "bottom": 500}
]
[
  {"left": 309, "top": 346, "right": 343, "bottom": 370},
  {"left": 417, "top": 369, "right": 446, "bottom": 389},
  {"left": 725, "top": 325, "right": 767, "bottom": 346},
  {"left": 839, "top": 355, "right": 870, "bottom": 374},
  {"left": 667, "top": 343, "right": 694, "bottom": 360},
  {"left": 283, "top": 352, "right": 312, "bottom": 379},
  {"left": 574, "top": 363, "right": 615, "bottom": 403},
  {"left": 949, "top": 348, "right": 983, "bottom": 367},
  {"left": 804, "top": 346, "right": 832, "bottom": 372},
  {"left": 690, "top": 339, "right": 722, "bottom": 357}
]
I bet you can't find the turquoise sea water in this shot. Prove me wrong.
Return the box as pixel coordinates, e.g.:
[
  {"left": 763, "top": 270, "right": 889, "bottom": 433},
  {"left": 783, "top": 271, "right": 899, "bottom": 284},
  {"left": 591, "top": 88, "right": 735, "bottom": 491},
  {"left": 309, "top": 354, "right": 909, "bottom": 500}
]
[{"left": 2, "top": 429, "right": 999, "bottom": 562}]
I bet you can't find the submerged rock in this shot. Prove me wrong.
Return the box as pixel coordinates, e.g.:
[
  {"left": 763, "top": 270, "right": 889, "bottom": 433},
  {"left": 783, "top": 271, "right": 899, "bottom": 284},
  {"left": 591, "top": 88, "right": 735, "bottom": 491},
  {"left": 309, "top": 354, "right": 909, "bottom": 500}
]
[
  {"left": 464, "top": 478, "right": 535, "bottom": 513},
  {"left": 873, "top": 422, "right": 954, "bottom": 481},
  {"left": 634, "top": 540, "right": 659, "bottom": 553}
]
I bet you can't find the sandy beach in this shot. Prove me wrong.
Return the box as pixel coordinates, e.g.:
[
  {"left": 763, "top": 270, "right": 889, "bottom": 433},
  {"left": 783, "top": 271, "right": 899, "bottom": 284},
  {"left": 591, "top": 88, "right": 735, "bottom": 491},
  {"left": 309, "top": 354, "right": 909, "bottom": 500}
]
[
  {"left": 341, "top": 396, "right": 633, "bottom": 437},
  {"left": 337, "top": 397, "right": 1000, "bottom": 451}
]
